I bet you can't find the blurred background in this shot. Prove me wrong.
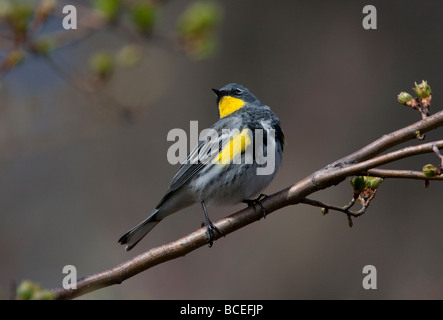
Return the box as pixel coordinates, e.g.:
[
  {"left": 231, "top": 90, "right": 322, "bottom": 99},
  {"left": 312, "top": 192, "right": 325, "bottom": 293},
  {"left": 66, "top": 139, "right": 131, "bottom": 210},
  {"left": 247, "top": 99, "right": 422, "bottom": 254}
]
[{"left": 1, "top": 0, "right": 443, "bottom": 299}]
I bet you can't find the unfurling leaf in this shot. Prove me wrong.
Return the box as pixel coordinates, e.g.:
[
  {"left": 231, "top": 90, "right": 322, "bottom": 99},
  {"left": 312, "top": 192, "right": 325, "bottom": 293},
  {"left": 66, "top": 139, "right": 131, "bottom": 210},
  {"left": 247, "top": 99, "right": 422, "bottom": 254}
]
[{"left": 412, "top": 80, "right": 432, "bottom": 99}]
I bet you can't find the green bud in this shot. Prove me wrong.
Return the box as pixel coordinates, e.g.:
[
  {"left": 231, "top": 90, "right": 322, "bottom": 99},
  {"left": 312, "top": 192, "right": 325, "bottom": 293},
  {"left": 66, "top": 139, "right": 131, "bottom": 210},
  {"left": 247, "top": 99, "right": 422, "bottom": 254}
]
[
  {"left": 364, "top": 176, "right": 383, "bottom": 189},
  {"left": 31, "top": 290, "right": 55, "bottom": 300},
  {"left": 422, "top": 164, "right": 439, "bottom": 177},
  {"left": 350, "top": 176, "right": 366, "bottom": 193},
  {"left": 321, "top": 207, "right": 328, "bottom": 215},
  {"left": 416, "top": 130, "right": 425, "bottom": 140},
  {"left": 397, "top": 92, "right": 414, "bottom": 105},
  {"left": 177, "top": 1, "right": 222, "bottom": 38},
  {"left": 94, "top": 0, "right": 121, "bottom": 22},
  {"left": 16, "top": 280, "right": 55, "bottom": 300},
  {"left": 16, "top": 280, "right": 39, "bottom": 300},
  {"left": 348, "top": 216, "right": 353, "bottom": 228},
  {"left": 32, "top": 37, "right": 56, "bottom": 56},
  {"left": 116, "top": 45, "right": 142, "bottom": 67},
  {"left": 90, "top": 51, "right": 114, "bottom": 79},
  {"left": 177, "top": 1, "right": 223, "bottom": 59},
  {"left": 412, "top": 80, "right": 432, "bottom": 98},
  {"left": 8, "top": 2, "right": 33, "bottom": 33},
  {"left": 131, "top": 2, "right": 157, "bottom": 35}
]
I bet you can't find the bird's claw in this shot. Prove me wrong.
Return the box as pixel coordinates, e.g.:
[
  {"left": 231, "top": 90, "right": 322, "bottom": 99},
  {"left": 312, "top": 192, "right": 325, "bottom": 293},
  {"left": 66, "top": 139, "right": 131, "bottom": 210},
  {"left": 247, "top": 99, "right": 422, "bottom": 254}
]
[{"left": 242, "top": 193, "right": 268, "bottom": 218}]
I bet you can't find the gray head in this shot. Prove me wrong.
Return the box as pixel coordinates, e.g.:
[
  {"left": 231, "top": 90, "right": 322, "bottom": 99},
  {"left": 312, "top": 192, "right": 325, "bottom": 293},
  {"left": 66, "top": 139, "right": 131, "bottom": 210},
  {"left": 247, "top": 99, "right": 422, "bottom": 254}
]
[{"left": 212, "top": 83, "right": 260, "bottom": 104}]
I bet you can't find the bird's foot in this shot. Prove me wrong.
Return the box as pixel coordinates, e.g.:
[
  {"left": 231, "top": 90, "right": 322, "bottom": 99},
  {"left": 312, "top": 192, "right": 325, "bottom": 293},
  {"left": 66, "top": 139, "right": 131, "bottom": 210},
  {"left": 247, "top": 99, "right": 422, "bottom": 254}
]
[
  {"left": 201, "top": 219, "right": 224, "bottom": 247},
  {"left": 242, "top": 193, "right": 268, "bottom": 219}
]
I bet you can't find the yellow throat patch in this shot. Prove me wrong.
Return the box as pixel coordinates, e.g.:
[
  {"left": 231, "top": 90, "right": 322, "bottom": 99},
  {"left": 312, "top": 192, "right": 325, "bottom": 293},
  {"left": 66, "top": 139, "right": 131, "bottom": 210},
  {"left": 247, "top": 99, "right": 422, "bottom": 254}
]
[
  {"left": 213, "top": 128, "right": 252, "bottom": 165},
  {"left": 218, "top": 96, "right": 245, "bottom": 118}
]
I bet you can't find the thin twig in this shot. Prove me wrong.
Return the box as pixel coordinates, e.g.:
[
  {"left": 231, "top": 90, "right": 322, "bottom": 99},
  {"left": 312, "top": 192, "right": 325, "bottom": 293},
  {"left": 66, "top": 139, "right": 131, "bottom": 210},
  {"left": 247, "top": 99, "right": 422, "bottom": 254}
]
[
  {"left": 300, "top": 197, "right": 366, "bottom": 217},
  {"left": 44, "top": 55, "right": 132, "bottom": 121},
  {"left": 366, "top": 168, "right": 443, "bottom": 180},
  {"left": 321, "top": 140, "right": 443, "bottom": 184}
]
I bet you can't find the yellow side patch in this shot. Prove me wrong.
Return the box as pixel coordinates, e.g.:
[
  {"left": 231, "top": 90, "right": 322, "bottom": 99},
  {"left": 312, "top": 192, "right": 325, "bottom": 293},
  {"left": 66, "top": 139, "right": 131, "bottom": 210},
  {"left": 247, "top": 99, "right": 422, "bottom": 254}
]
[
  {"left": 218, "top": 96, "right": 245, "bottom": 118},
  {"left": 214, "top": 128, "right": 252, "bottom": 165}
]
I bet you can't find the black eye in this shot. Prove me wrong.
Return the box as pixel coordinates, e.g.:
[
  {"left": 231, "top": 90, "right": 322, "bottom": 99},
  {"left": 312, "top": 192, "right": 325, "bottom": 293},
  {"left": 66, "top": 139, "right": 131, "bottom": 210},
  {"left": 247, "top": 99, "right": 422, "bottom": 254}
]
[{"left": 233, "top": 88, "right": 243, "bottom": 95}]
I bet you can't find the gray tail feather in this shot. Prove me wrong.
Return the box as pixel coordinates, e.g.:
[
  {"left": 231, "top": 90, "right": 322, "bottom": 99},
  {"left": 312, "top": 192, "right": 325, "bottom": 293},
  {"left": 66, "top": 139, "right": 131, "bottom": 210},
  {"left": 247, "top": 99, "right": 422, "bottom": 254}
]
[{"left": 118, "top": 210, "right": 160, "bottom": 251}]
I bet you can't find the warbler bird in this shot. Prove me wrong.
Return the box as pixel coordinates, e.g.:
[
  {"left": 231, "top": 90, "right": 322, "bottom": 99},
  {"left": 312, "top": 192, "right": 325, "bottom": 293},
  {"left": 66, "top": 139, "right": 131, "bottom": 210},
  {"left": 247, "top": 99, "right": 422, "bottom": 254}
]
[{"left": 118, "top": 83, "right": 285, "bottom": 250}]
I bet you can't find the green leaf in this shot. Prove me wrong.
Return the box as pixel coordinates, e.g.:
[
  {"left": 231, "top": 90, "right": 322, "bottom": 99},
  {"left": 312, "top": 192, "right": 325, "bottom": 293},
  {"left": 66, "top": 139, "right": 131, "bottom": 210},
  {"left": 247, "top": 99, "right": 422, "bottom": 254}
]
[
  {"left": 350, "top": 176, "right": 366, "bottom": 193},
  {"left": 364, "top": 176, "right": 383, "bottom": 189}
]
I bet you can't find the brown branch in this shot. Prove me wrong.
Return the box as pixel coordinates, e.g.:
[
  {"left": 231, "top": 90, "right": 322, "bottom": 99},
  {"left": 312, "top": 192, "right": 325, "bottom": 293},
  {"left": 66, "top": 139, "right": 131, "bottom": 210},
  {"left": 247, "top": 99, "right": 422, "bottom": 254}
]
[
  {"left": 333, "top": 110, "right": 443, "bottom": 164},
  {"left": 49, "top": 110, "right": 443, "bottom": 300},
  {"left": 329, "top": 140, "right": 443, "bottom": 179}
]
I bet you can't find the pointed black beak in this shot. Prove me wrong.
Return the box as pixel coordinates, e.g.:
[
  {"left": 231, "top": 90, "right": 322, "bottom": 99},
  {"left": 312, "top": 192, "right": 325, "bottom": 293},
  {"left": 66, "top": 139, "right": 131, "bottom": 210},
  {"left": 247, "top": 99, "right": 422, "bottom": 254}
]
[{"left": 212, "top": 88, "right": 223, "bottom": 98}]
